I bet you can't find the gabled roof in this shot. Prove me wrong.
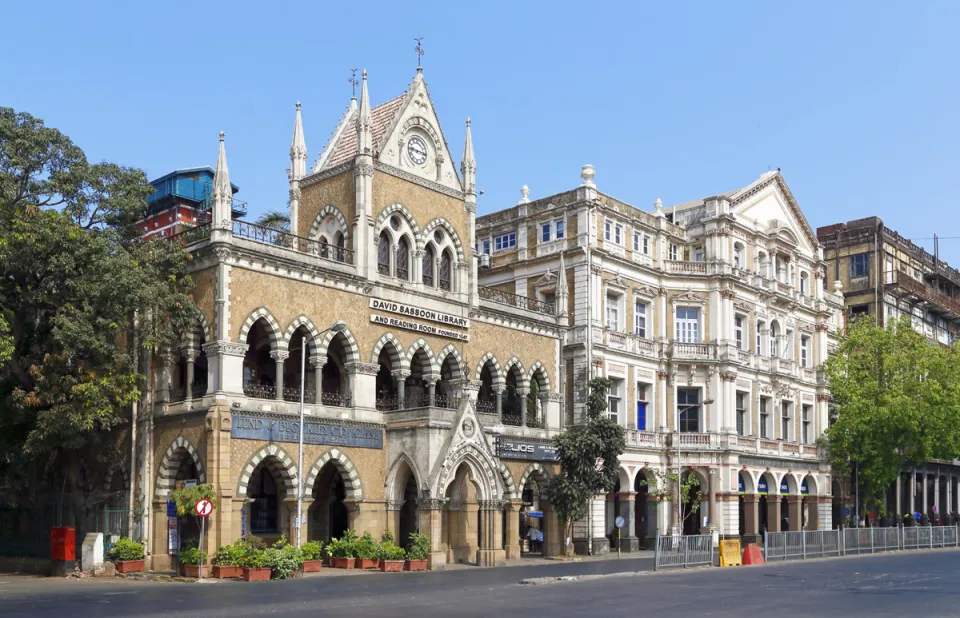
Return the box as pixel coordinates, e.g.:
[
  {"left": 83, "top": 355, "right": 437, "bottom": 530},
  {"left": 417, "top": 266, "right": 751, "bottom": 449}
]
[{"left": 317, "top": 94, "right": 407, "bottom": 170}]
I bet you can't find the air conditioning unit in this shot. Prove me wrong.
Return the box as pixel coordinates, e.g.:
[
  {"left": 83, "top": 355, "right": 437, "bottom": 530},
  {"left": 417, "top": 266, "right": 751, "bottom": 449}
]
[{"left": 479, "top": 254, "right": 491, "bottom": 268}]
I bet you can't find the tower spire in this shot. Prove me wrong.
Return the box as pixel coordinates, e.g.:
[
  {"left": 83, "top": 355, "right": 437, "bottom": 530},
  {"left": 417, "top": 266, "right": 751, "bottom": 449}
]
[
  {"left": 212, "top": 131, "right": 232, "bottom": 227},
  {"left": 356, "top": 69, "right": 372, "bottom": 155},
  {"left": 556, "top": 250, "right": 569, "bottom": 317},
  {"left": 290, "top": 101, "right": 307, "bottom": 181},
  {"left": 461, "top": 118, "right": 476, "bottom": 194}
]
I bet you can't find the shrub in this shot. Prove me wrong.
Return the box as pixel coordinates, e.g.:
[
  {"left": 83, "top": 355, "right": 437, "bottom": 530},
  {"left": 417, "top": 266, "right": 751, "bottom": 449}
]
[
  {"left": 180, "top": 546, "right": 207, "bottom": 566},
  {"left": 213, "top": 541, "right": 247, "bottom": 566},
  {"left": 266, "top": 544, "right": 304, "bottom": 579},
  {"left": 301, "top": 541, "right": 323, "bottom": 561},
  {"left": 109, "top": 537, "right": 144, "bottom": 562},
  {"left": 242, "top": 535, "right": 267, "bottom": 552},
  {"left": 325, "top": 529, "right": 357, "bottom": 558},
  {"left": 381, "top": 529, "right": 394, "bottom": 544},
  {"left": 376, "top": 542, "right": 405, "bottom": 561},
  {"left": 272, "top": 533, "right": 289, "bottom": 548},
  {"left": 241, "top": 549, "right": 269, "bottom": 569},
  {"left": 406, "top": 532, "right": 430, "bottom": 560},
  {"left": 355, "top": 531, "right": 378, "bottom": 560}
]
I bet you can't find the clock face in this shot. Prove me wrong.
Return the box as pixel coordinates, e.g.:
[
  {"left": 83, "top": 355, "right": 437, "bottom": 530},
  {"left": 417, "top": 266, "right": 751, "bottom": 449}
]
[{"left": 407, "top": 136, "right": 428, "bottom": 165}]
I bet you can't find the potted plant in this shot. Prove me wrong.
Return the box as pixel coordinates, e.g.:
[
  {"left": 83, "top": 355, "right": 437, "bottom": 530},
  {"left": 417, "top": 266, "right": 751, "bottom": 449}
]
[
  {"left": 212, "top": 541, "right": 244, "bottom": 578},
  {"left": 355, "top": 531, "right": 379, "bottom": 569},
  {"left": 377, "top": 541, "right": 405, "bottom": 572},
  {"left": 180, "top": 545, "right": 208, "bottom": 578},
  {"left": 404, "top": 532, "right": 430, "bottom": 571},
  {"left": 241, "top": 549, "right": 271, "bottom": 581},
  {"left": 326, "top": 530, "right": 357, "bottom": 569},
  {"left": 301, "top": 541, "right": 323, "bottom": 572},
  {"left": 109, "top": 537, "right": 145, "bottom": 574},
  {"left": 265, "top": 537, "right": 303, "bottom": 580}
]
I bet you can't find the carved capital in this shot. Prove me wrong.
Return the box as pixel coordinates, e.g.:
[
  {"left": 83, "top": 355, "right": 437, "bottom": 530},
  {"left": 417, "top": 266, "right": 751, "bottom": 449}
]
[
  {"left": 544, "top": 391, "right": 563, "bottom": 402},
  {"left": 816, "top": 393, "right": 832, "bottom": 402},
  {"left": 181, "top": 347, "right": 199, "bottom": 362},
  {"left": 309, "top": 355, "right": 327, "bottom": 369},
  {"left": 720, "top": 289, "right": 736, "bottom": 300},
  {"left": 465, "top": 202, "right": 477, "bottom": 213},
  {"left": 720, "top": 371, "right": 738, "bottom": 382},
  {"left": 270, "top": 350, "right": 290, "bottom": 362},
  {"left": 354, "top": 163, "right": 374, "bottom": 178},
  {"left": 417, "top": 498, "right": 446, "bottom": 511},
  {"left": 814, "top": 323, "right": 830, "bottom": 332},
  {"left": 289, "top": 186, "right": 301, "bottom": 202},
  {"left": 346, "top": 361, "right": 381, "bottom": 376},
  {"left": 203, "top": 341, "right": 248, "bottom": 357},
  {"left": 392, "top": 369, "right": 412, "bottom": 379}
]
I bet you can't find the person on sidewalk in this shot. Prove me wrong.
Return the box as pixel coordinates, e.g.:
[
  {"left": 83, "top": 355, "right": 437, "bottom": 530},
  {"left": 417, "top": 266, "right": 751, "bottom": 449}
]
[{"left": 527, "top": 525, "right": 539, "bottom": 553}]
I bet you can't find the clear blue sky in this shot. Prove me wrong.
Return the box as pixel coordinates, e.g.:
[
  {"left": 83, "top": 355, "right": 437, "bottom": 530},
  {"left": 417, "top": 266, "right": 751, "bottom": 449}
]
[{"left": 3, "top": 2, "right": 958, "bottom": 261}]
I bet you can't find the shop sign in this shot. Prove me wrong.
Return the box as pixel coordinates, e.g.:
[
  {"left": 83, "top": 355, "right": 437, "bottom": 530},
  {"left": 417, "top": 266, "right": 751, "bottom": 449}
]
[
  {"left": 232, "top": 415, "right": 383, "bottom": 449},
  {"left": 780, "top": 480, "right": 790, "bottom": 495},
  {"left": 370, "top": 298, "right": 469, "bottom": 328},
  {"left": 495, "top": 437, "right": 559, "bottom": 462},
  {"left": 801, "top": 479, "right": 809, "bottom": 496},
  {"left": 738, "top": 474, "right": 745, "bottom": 495},
  {"left": 167, "top": 517, "right": 178, "bottom": 555},
  {"left": 370, "top": 314, "right": 469, "bottom": 341},
  {"left": 757, "top": 477, "right": 769, "bottom": 495}
]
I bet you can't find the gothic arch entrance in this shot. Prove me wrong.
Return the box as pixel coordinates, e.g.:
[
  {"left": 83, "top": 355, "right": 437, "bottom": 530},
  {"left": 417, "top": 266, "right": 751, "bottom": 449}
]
[{"left": 309, "top": 463, "right": 349, "bottom": 542}]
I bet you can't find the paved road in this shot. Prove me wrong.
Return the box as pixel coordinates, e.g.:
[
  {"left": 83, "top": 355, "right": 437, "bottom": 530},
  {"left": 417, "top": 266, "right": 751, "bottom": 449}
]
[{"left": 1, "top": 550, "right": 959, "bottom": 617}]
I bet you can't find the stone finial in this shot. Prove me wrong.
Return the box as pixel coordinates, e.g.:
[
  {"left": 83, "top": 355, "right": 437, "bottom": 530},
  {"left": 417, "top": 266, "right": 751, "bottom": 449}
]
[
  {"left": 833, "top": 280, "right": 843, "bottom": 292},
  {"left": 654, "top": 198, "right": 664, "bottom": 215},
  {"left": 580, "top": 164, "right": 596, "bottom": 188},
  {"left": 518, "top": 185, "right": 531, "bottom": 205}
]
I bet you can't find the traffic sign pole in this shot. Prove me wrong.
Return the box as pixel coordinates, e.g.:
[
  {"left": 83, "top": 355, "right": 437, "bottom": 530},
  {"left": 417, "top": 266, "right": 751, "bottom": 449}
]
[
  {"left": 199, "top": 515, "right": 205, "bottom": 582},
  {"left": 193, "top": 498, "right": 214, "bottom": 582}
]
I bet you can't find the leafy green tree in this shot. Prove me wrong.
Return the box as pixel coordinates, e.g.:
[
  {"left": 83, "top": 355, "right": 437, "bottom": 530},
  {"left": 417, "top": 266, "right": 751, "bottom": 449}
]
[
  {"left": 0, "top": 108, "right": 197, "bottom": 516},
  {"left": 546, "top": 377, "right": 626, "bottom": 555},
  {"left": 254, "top": 210, "right": 290, "bottom": 231},
  {"left": 823, "top": 316, "right": 960, "bottom": 520}
]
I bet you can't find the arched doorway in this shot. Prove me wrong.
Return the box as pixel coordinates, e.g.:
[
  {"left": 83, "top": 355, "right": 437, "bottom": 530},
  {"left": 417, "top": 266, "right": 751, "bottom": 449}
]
[
  {"left": 635, "top": 472, "right": 652, "bottom": 546},
  {"left": 391, "top": 458, "right": 420, "bottom": 550},
  {"left": 436, "top": 351, "right": 463, "bottom": 410},
  {"left": 802, "top": 476, "right": 819, "bottom": 530},
  {"left": 521, "top": 475, "right": 545, "bottom": 556},
  {"left": 407, "top": 348, "right": 431, "bottom": 407},
  {"left": 443, "top": 463, "right": 483, "bottom": 564},
  {"left": 503, "top": 365, "right": 523, "bottom": 426},
  {"left": 758, "top": 473, "right": 772, "bottom": 533},
  {"left": 681, "top": 472, "right": 704, "bottom": 536},
  {"left": 309, "top": 462, "right": 349, "bottom": 543}
]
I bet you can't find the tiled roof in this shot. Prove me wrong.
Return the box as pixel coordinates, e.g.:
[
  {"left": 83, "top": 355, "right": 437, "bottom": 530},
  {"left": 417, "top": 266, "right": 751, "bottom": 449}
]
[{"left": 322, "top": 94, "right": 407, "bottom": 169}]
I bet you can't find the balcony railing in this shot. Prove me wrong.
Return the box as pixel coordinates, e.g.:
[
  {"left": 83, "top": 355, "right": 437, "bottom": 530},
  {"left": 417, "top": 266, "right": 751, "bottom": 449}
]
[
  {"left": 476, "top": 398, "right": 496, "bottom": 414},
  {"left": 887, "top": 270, "right": 960, "bottom": 316},
  {"left": 665, "top": 260, "right": 707, "bottom": 275},
  {"left": 169, "top": 223, "right": 212, "bottom": 245},
  {"left": 243, "top": 383, "right": 276, "bottom": 399},
  {"left": 321, "top": 392, "right": 351, "bottom": 407},
  {"left": 526, "top": 414, "right": 545, "bottom": 429},
  {"left": 232, "top": 220, "right": 354, "bottom": 265},
  {"left": 377, "top": 394, "right": 461, "bottom": 411},
  {"left": 282, "top": 386, "right": 315, "bottom": 404},
  {"left": 479, "top": 286, "right": 555, "bottom": 316},
  {"left": 502, "top": 413, "right": 522, "bottom": 427},
  {"left": 669, "top": 341, "right": 716, "bottom": 360},
  {"left": 169, "top": 381, "right": 208, "bottom": 402}
]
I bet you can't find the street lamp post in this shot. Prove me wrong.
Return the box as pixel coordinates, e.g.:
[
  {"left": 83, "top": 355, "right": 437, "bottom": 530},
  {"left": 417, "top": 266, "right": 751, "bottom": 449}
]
[
  {"left": 674, "top": 398, "right": 714, "bottom": 536},
  {"left": 296, "top": 320, "right": 346, "bottom": 548}
]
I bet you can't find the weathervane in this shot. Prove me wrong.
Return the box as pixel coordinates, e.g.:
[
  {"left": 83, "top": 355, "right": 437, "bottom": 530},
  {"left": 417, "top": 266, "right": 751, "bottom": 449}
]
[
  {"left": 414, "top": 36, "right": 424, "bottom": 67},
  {"left": 348, "top": 68, "right": 359, "bottom": 98}
]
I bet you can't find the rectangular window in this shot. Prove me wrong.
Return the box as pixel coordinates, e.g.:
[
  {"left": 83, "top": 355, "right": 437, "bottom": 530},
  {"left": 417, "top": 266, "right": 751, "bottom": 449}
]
[
  {"left": 606, "top": 294, "right": 620, "bottom": 331},
  {"left": 675, "top": 307, "right": 700, "bottom": 343},
  {"left": 781, "top": 401, "right": 791, "bottom": 441},
  {"left": 541, "top": 223, "right": 551, "bottom": 243},
  {"left": 693, "top": 246, "right": 704, "bottom": 262},
  {"left": 735, "top": 316, "right": 744, "bottom": 350},
  {"left": 555, "top": 219, "right": 565, "bottom": 239},
  {"left": 607, "top": 379, "right": 621, "bottom": 423},
  {"left": 643, "top": 235, "right": 650, "bottom": 255},
  {"left": 801, "top": 336, "right": 810, "bottom": 368},
  {"left": 634, "top": 300, "right": 647, "bottom": 338},
  {"left": 604, "top": 221, "right": 612, "bottom": 241},
  {"left": 636, "top": 383, "right": 648, "bottom": 431},
  {"left": 802, "top": 405, "right": 812, "bottom": 444},
  {"left": 633, "top": 232, "right": 641, "bottom": 253},
  {"left": 615, "top": 224, "right": 623, "bottom": 245},
  {"left": 757, "top": 321, "right": 765, "bottom": 355},
  {"left": 736, "top": 392, "right": 747, "bottom": 436},
  {"left": 850, "top": 253, "right": 870, "bottom": 278},
  {"left": 760, "top": 397, "right": 770, "bottom": 439},
  {"left": 494, "top": 232, "right": 516, "bottom": 252},
  {"left": 733, "top": 245, "right": 742, "bottom": 268},
  {"left": 669, "top": 243, "right": 678, "bottom": 261},
  {"left": 677, "top": 388, "right": 700, "bottom": 433},
  {"left": 482, "top": 239, "right": 491, "bottom": 255}
]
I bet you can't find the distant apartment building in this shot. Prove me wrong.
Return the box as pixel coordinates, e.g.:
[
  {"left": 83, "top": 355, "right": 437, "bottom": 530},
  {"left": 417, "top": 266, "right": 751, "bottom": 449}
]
[{"left": 139, "top": 167, "right": 245, "bottom": 239}]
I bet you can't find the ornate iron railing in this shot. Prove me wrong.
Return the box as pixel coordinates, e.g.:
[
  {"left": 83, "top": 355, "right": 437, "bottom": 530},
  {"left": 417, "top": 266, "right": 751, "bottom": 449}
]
[
  {"left": 243, "top": 383, "right": 275, "bottom": 399},
  {"left": 231, "top": 220, "right": 354, "bottom": 265},
  {"left": 478, "top": 286, "right": 555, "bottom": 316},
  {"left": 502, "top": 413, "right": 522, "bottom": 427},
  {"left": 476, "top": 399, "right": 496, "bottom": 414},
  {"left": 321, "top": 391, "right": 351, "bottom": 407},
  {"left": 282, "top": 386, "right": 315, "bottom": 404},
  {"left": 526, "top": 414, "right": 545, "bottom": 429}
]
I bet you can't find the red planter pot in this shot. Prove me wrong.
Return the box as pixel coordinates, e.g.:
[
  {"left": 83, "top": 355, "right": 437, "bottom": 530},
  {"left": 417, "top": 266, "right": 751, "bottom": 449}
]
[
  {"left": 213, "top": 565, "right": 243, "bottom": 579},
  {"left": 330, "top": 557, "right": 356, "bottom": 569},
  {"left": 380, "top": 560, "right": 404, "bottom": 572},
  {"left": 404, "top": 559, "right": 428, "bottom": 572},
  {"left": 242, "top": 567, "right": 271, "bottom": 581},
  {"left": 357, "top": 558, "right": 379, "bottom": 570},
  {"left": 302, "top": 560, "right": 322, "bottom": 573},
  {"left": 182, "top": 564, "right": 209, "bottom": 578},
  {"left": 115, "top": 560, "right": 145, "bottom": 574}
]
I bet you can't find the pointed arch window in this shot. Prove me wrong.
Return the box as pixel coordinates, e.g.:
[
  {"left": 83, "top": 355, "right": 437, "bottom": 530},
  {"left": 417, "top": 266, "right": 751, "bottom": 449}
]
[
  {"left": 439, "top": 249, "right": 452, "bottom": 291},
  {"left": 334, "top": 231, "right": 345, "bottom": 263},
  {"left": 378, "top": 231, "right": 391, "bottom": 276},
  {"left": 396, "top": 236, "right": 410, "bottom": 280},
  {"left": 422, "top": 245, "right": 435, "bottom": 287}
]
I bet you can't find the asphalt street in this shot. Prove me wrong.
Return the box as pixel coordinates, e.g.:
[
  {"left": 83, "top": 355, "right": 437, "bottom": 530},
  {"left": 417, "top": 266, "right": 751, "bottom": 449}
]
[{"left": 1, "top": 549, "right": 959, "bottom": 617}]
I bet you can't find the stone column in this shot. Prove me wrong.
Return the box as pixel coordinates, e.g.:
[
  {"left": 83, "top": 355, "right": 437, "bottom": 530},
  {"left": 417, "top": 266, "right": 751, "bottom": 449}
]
[
  {"left": 184, "top": 347, "right": 197, "bottom": 401},
  {"left": 203, "top": 341, "right": 248, "bottom": 395},
  {"left": 743, "top": 494, "right": 760, "bottom": 536},
  {"left": 476, "top": 500, "right": 505, "bottom": 566},
  {"left": 417, "top": 499, "right": 447, "bottom": 570},
  {"left": 787, "top": 496, "right": 803, "bottom": 531},
  {"left": 934, "top": 474, "right": 941, "bottom": 514},
  {"left": 895, "top": 474, "right": 902, "bottom": 519},
  {"left": 518, "top": 387, "right": 530, "bottom": 427},
  {"left": 495, "top": 387, "right": 504, "bottom": 419},
  {"left": 157, "top": 348, "right": 172, "bottom": 403},
  {"left": 504, "top": 500, "right": 521, "bottom": 559},
  {"left": 310, "top": 356, "right": 325, "bottom": 405},
  {"left": 704, "top": 469, "right": 719, "bottom": 532},
  {"left": 270, "top": 350, "right": 289, "bottom": 401},
  {"left": 392, "top": 369, "right": 409, "bottom": 407},
  {"left": 923, "top": 472, "right": 929, "bottom": 515},
  {"left": 909, "top": 473, "right": 916, "bottom": 514},
  {"left": 426, "top": 377, "right": 437, "bottom": 407},
  {"left": 346, "top": 362, "right": 379, "bottom": 409},
  {"left": 805, "top": 498, "right": 819, "bottom": 531},
  {"left": 767, "top": 497, "right": 781, "bottom": 533},
  {"left": 542, "top": 501, "right": 561, "bottom": 557},
  {"left": 385, "top": 500, "right": 401, "bottom": 541},
  {"left": 618, "top": 492, "right": 639, "bottom": 551}
]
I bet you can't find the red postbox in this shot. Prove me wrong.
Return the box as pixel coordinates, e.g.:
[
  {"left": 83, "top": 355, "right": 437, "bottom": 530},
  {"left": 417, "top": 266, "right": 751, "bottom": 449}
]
[{"left": 51, "top": 526, "right": 76, "bottom": 561}]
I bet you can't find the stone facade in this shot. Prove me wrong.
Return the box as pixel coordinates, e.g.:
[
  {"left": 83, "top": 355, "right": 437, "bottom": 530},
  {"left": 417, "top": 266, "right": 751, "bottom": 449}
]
[
  {"left": 477, "top": 169, "right": 846, "bottom": 550},
  {"left": 137, "top": 68, "right": 564, "bottom": 571}
]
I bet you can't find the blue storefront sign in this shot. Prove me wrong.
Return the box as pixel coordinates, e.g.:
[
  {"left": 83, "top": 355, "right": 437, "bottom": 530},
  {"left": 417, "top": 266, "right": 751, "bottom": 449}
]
[
  {"left": 231, "top": 415, "right": 383, "bottom": 449},
  {"left": 167, "top": 500, "right": 177, "bottom": 517},
  {"left": 738, "top": 474, "right": 745, "bottom": 495},
  {"left": 757, "top": 477, "right": 769, "bottom": 495},
  {"left": 780, "top": 479, "right": 790, "bottom": 495},
  {"left": 801, "top": 479, "right": 809, "bottom": 496}
]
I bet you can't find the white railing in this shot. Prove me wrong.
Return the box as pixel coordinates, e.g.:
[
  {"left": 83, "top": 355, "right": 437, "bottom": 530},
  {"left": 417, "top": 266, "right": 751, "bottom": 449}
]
[
  {"left": 665, "top": 260, "right": 707, "bottom": 275},
  {"left": 633, "top": 337, "right": 658, "bottom": 357},
  {"left": 670, "top": 341, "right": 715, "bottom": 360},
  {"left": 654, "top": 533, "right": 715, "bottom": 570},
  {"left": 605, "top": 330, "right": 628, "bottom": 348}
]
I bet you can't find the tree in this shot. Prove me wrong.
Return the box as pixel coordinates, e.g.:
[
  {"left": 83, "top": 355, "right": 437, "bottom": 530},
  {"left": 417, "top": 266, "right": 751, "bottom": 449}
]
[
  {"left": 0, "top": 108, "right": 197, "bottom": 517},
  {"left": 546, "top": 377, "right": 626, "bottom": 555},
  {"left": 823, "top": 316, "right": 960, "bottom": 521},
  {"left": 254, "top": 210, "right": 290, "bottom": 231},
  {"left": 641, "top": 470, "right": 703, "bottom": 532}
]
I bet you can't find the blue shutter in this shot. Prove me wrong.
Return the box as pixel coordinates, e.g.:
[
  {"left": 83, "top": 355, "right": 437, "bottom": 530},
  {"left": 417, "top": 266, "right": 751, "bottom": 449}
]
[{"left": 637, "top": 401, "right": 646, "bottom": 431}]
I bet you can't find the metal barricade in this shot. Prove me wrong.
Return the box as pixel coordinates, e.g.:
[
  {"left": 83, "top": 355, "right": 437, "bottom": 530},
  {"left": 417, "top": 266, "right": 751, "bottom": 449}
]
[
  {"left": 654, "top": 533, "right": 715, "bottom": 570},
  {"left": 903, "top": 526, "right": 920, "bottom": 549},
  {"left": 945, "top": 525, "right": 958, "bottom": 547}
]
